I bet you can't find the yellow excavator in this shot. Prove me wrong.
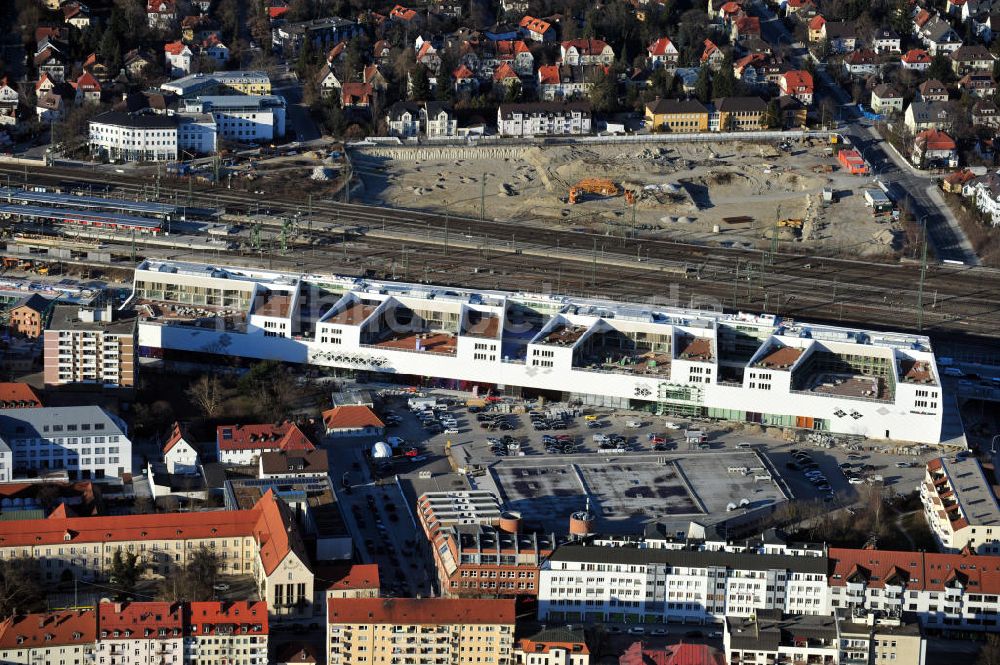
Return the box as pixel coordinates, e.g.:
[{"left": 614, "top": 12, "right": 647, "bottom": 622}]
[{"left": 569, "top": 178, "right": 636, "bottom": 205}]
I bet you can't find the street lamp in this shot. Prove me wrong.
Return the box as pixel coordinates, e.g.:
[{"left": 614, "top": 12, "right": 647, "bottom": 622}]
[{"left": 991, "top": 434, "right": 1000, "bottom": 454}]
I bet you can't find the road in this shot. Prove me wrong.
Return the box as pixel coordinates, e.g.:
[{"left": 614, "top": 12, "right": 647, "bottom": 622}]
[{"left": 757, "top": 2, "right": 976, "bottom": 264}]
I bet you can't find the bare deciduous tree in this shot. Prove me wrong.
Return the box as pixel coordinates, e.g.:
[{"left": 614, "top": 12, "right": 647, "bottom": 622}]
[{"left": 187, "top": 374, "right": 226, "bottom": 418}]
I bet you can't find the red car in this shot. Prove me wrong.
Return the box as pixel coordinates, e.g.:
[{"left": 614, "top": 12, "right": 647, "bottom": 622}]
[
  {"left": 403, "top": 447, "right": 419, "bottom": 457},
  {"left": 650, "top": 436, "right": 667, "bottom": 446}
]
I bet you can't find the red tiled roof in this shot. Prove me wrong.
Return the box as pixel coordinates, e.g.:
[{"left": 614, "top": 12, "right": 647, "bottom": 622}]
[
  {"left": 915, "top": 8, "right": 933, "bottom": 26},
  {"left": 516, "top": 636, "right": 589, "bottom": 655},
  {"left": 916, "top": 128, "right": 957, "bottom": 150},
  {"left": 164, "top": 40, "right": 187, "bottom": 55},
  {"left": 327, "top": 598, "right": 515, "bottom": 625},
  {"left": 163, "top": 422, "right": 191, "bottom": 454},
  {"left": 734, "top": 16, "right": 760, "bottom": 33},
  {"left": 323, "top": 563, "right": 381, "bottom": 591},
  {"left": 0, "top": 491, "right": 293, "bottom": 573},
  {"left": 519, "top": 15, "right": 551, "bottom": 33},
  {"left": 417, "top": 41, "right": 437, "bottom": 59},
  {"left": 453, "top": 64, "right": 475, "bottom": 79},
  {"left": 216, "top": 422, "right": 315, "bottom": 452},
  {"left": 0, "top": 383, "right": 42, "bottom": 407},
  {"left": 495, "top": 40, "right": 530, "bottom": 56},
  {"left": 390, "top": 4, "right": 417, "bottom": 21},
  {"left": 322, "top": 405, "right": 384, "bottom": 430},
  {"left": 808, "top": 15, "right": 826, "bottom": 29},
  {"left": 147, "top": 0, "right": 176, "bottom": 13},
  {"left": 494, "top": 62, "right": 519, "bottom": 81},
  {"left": 76, "top": 71, "right": 100, "bottom": 91},
  {"left": 0, "top": 610, "right": 96, "bottom": 649},
  {"left": 98, "top": 601, "right": 183, "bottom": 635},
  {"left": 829, "top": 548, "right": 1000, "bottom": 593},
  {"left": 342, "top": 81, "right": 373, "bottom": 105},
  {"left": 781, "top": 70, "right": 813, "bottom": 92},
  {"left": 903, "top": 49, "right": 932, "bottom": 64},
  {"left": 648, "top": 37, "right": 677, "bottom": 56},
  {"left": 187, "top": 601, "right": 268, "bottom": 634},
  {"left": 620, "top": 641, "right": 724, "bottom": 665},
  {"left": 538, "top": 64, "right": 560, "bottom": 84},
  {"left": 268, "top": 6, "right": 288, "bottom": 18},
  {"left": 562, "top": 39, "right": 610, "bottom": 55},
  {"left": 701, "top": 39, "right": 721, "bottom": 62}
]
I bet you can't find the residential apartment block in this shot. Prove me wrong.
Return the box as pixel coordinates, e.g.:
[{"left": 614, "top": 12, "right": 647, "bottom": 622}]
[
  {"left": 44, "top": 304, "right": 137, "bottom": 388},
  {"left": 497, "top": 102, "right": 592, "bottom": 136},
  {"left": 8, "top": 293, "right": 49, "bottom": 338},
  {"left": 0, "top": 491, "right": 313, "bottom": 621},
  {"left": 827, "top": 547, "right": 1000, "bottom": 631},
  {"left": 0, "top": 601, "right": 268, "bottom": 665},
  {"left": 129, "top": 260, "right": 945, "bottom": 444},
  {"left": 0, "top": 609, "right": 96, "bottom": 665},
  {"left": 418, "top": 491, "right": 562, "bottom": 597},
  {"left": 921, "top": 456, "right": 1000, "bottom": 553},
  {"left": 96, "top": 601, "right": 185, "bottom": 665},
  {"left": 0, "top": 405, "right": 131, "bottom": 482},
  {"left": 326, "top": 598, "right": 516, "bottom": 665},
  {"left": 538, "top": 542, "right": 830, "bottom": 625}
]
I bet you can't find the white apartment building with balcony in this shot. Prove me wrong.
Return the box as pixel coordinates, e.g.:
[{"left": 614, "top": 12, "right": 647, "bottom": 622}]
[
  {"left": 128, "top": 260, "right": 946, "bottom": 444},
  {"left": 0, "top": 405, "right": 131, "bottom": 482},
  {"left": 537, "top": 542, "right": 830, "bottom": 625},
  {"left": 44, "top": 304, "right": 137, "bottom": 389},
  {"left": 921, "top": 456, "right": 1000, "bottom": 554}
]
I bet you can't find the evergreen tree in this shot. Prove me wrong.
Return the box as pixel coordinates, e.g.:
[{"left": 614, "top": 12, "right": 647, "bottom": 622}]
[
  {"left": 712, "top": 54, "right": 738, "bottom": 99},
  {"left": 694, "top": 65, "right": 712, "bottom": 103},
  {"left": 410, "top": 65, "right": 430, "bottom": 100}
]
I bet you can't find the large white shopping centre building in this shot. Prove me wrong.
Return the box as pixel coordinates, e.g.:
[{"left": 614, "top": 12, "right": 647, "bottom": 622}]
[{"left": 129, "top": 260, "right": 944, "bottom": 443}]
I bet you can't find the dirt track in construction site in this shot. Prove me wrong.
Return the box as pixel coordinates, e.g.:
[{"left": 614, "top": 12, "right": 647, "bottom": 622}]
[{"left": 351, "top": 138, "right": 900, "bottom": 258}]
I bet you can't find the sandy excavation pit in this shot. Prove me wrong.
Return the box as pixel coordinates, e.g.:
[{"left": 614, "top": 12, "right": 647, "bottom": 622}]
[{"left": 353, "top": 139, "right": 905, "bottom": 257}]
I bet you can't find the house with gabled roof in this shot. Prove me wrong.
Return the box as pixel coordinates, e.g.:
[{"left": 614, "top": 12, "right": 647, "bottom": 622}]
[
  {"left": 162, "top": 422, "right": 199, "bottom": 474},
  {"left": 912, "top": 128, "right": 958, "bottom": 168},
  {"left": 322, "top": 405, "right": 385, "bottom": 438},
  {"left": 902, "top": 48, "right": 933, "bottom": 70},
  {"left": 959, "top": 73, "right": 997, "bottom": 97},
  {"left": 519, "top": 15, "right": 555, "bottom": 41},
  {"left": 701, "top": 39, "right": 725, "bottom": 70},
  {"left": 72, "top": 71, "right": 101, "bottom": 105},
  {"left": 216, "top": 422, "right": 316, "bottom": 465},
  {"left": 560, "top": 39, "right": 614, "bottom": 66},
  {"left": 647, "top": 37, "right": 680, "bottom": 69}
]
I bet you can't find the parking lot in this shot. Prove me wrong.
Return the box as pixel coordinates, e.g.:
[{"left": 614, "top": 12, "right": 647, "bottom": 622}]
[{"left": 326, "top": 389, "right": 945, "bottom": 582}]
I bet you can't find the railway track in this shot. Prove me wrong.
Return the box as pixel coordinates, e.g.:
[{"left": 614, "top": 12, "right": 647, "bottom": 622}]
[{"left": 2, "top": 164, "right": 999, "bottom": 342}]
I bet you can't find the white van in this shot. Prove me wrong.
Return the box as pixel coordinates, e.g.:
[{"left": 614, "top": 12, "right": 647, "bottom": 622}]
[
  {"left": 736, "top": 442, "right": 755, "bottom": 450},
  {"left": 625, "top": 420, "right": 643, "bottom": 429}
]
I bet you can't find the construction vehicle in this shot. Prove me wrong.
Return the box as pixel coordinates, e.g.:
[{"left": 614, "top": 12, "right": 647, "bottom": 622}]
[
  {"left": 776, "top": 219, "right": 804, "bottom": 229},
  {"left": 569, "top": 178, "right": 620, "bottom": 204}
]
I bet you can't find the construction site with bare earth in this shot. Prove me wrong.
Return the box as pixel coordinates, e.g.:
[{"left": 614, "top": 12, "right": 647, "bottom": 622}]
[{"left": 351, "top": 137, "right": 903, "bottom": 258}]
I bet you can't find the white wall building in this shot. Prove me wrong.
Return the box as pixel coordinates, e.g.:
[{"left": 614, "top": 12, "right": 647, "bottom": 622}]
[
  {"left": 181, "top": 95, "right": 286, "bottom": 142},
  {"left": 177, "top": 112, "right": 218, "bottom": 155},
  {"left": 162, "top": 423, "right": 200, "bottom": 474},
  {"left": 498, "top": 102, "right": 592, "bottom": 136},
  {"left": 921, "top": 456, "right": 1000, "bottom": 554},
  {"left": 0, "top": 406, "right": 131, "bottom": 482},
  {"left": 537, "top": 542, "right": 830, "bottom": 625},
  {"left": 88, "top": 111, "right": 178, "bottom": 161},
  {"left": 129, "top": 260, "right": 947, "bottom": 444},
  {"left": 96, "top": 601, "right": 185, "bottom": 665}
]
